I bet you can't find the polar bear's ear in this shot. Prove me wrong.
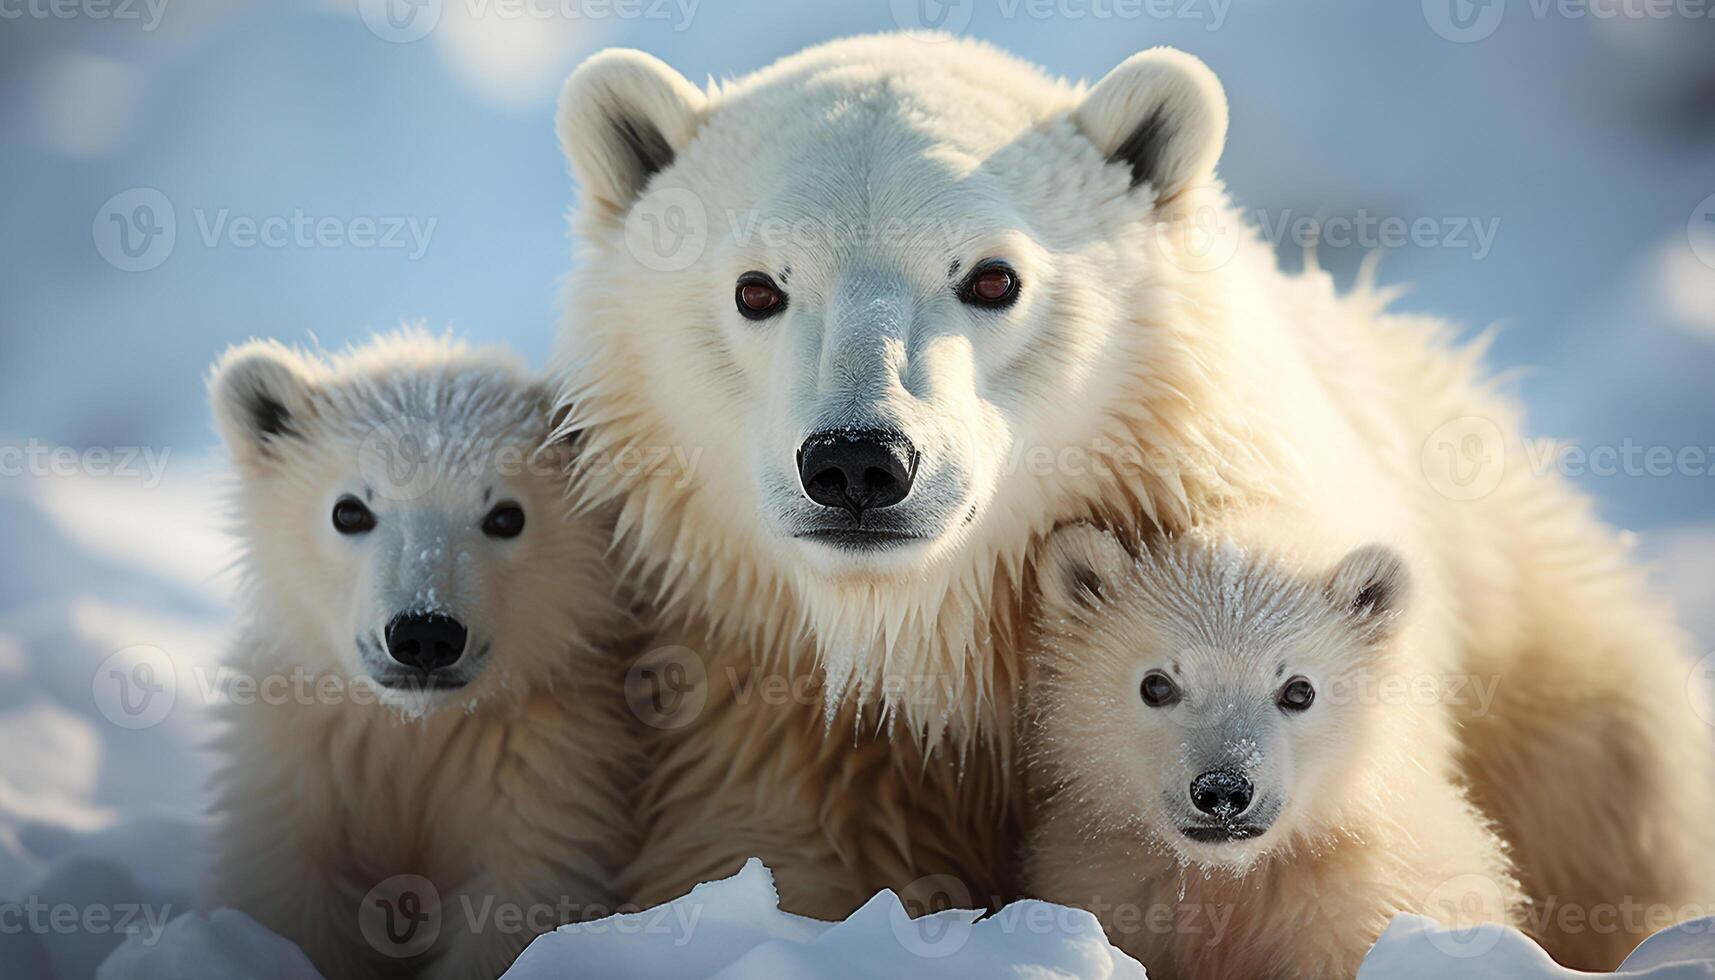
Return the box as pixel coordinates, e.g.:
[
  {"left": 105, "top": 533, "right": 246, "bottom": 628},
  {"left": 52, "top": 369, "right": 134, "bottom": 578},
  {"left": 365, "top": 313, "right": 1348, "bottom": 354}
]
[
  {"left": 1073, "top": 48, "right": 1227, "bottom": 203},
  {"left": 1326, "top": 544, "right": 1412, "bottom": 639},
  {"left": 1038, "top": 523, "right": 1134, "bottom": 614},
  {"left": 557, "top": 49, "right": 706, "bottom": 220},
  {"left": 208, "top": 341, "right": 317, "bottom": 470}
]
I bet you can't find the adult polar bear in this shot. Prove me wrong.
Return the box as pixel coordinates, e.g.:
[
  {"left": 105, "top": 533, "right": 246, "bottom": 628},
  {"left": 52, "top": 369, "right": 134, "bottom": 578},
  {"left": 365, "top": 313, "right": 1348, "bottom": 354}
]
[{"left": 552, "top": 34, "right": 1713, "bottom": 968}]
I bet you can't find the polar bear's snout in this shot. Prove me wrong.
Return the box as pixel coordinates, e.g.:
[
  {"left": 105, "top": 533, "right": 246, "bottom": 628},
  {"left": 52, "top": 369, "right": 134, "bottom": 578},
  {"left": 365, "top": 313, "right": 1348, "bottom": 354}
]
[
  {"left": 796, "top": 429, "right": 917, "bottom": 518},
  {"left": 383, "top": 611, "right": 469, "bottom": 675},
  {"left": 1188, "top": 768, "right": 1255, "bottom": 820}
]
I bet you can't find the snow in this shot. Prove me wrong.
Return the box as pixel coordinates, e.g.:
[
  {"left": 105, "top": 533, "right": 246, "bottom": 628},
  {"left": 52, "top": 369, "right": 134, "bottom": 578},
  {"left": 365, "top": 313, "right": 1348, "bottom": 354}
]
[
  {"left": 91, "top": 860, "right": 1715, "bottom": 979},
  {"left": 0, "top": 461, "right": 225, "bottom": 980},
  {"left": 1357, "top": 914, "right": 1715, "bottom": 979},
  {"left": 506, "top": 859, "right": 1144, "bottom": 980}
]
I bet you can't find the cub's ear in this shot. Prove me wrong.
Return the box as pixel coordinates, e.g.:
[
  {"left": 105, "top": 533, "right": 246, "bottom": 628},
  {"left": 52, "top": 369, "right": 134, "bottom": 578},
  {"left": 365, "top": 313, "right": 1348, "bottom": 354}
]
[
  {"left": 557, "top": 49, "right": 706, "bottom": 220},
  {"left": 1073, "top": 48, "right": 1227, "bottom": 203},
  {"left": 1326, "top": 544, "right": 1412, "bottom": 638},
  {"left": 208, "top": 341, "right": 316, "bottom": 469},
  {"left": 1037, "top": 523, "right": 1134, "bottom": 614}
]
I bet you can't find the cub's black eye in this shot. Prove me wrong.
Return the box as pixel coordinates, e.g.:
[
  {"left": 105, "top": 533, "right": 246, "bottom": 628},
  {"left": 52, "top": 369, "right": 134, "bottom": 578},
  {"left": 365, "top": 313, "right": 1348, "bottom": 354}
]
[
  {"left": 1278, "top": 677, "right": 1316, "bottom": 712},
  {"left": 957, "top": 260, "right": 1020, "bottom": 309},
  {"left": 1140, "top": 671, "right": 1180, "bottom": 708},
  {"left": 481, "top": 502, "right": 526, "bottom": 540},
  {"left": 735, "top": 272, "right": 786, "bottom": 320},
  {"left": 332, "top": 496, "right": 376, "bottom": 535}
]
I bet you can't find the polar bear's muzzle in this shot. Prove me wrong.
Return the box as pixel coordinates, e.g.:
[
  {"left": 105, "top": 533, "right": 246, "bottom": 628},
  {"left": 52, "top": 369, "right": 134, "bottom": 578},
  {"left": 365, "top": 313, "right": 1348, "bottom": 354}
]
[
  {"left": 781, "top": 426, "right": 973, "bottom": 555},
  {"left": 358, "top": 610, "right": 492, "bottom": 693},
  {"left": 383, "top": 612, "right": 468, "bottom": 678},
  {"left": 796, "top": 428, "right": 917, "bottom": 520}
]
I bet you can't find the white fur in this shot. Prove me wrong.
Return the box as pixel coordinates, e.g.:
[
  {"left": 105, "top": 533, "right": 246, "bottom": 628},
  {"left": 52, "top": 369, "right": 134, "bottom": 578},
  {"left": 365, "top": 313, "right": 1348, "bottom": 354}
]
[
  {"left": 552, "top": 34, "right": 1715, "bottom": 963},
  {"left": 1025, "top": 521, "right": 1523, "bottom": 979},
  {"left": 1073, "top": 47, "right": 1228, "bottom": 202},
  {"left": 206, "top": 332, "right": 638, "bottom": 980},
  {"left": 557, "top": 48, "right": 707, "bottom": 218},
  {"left": 553, "top": 34, "right": 1267, "bottom": 742}
]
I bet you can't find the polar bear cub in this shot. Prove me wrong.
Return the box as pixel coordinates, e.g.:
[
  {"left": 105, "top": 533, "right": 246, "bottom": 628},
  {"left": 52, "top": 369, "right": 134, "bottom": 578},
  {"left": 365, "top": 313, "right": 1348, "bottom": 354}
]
[
  {"left": 1023, "top": 522, "right": 1524, "bottom": 980},
  {"left": 206, "top": 333, "right": 637, "bottom": 980}
]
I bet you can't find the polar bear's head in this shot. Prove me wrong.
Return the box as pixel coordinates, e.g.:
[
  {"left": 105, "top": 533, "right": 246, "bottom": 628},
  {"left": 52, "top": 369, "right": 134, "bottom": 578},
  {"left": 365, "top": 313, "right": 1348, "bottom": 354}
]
[
  {"left": 210, "top": 334, "right": 613, "bottom": 715},
  {"left": 1027, "top": 525, "right": 1410, "bottom": 869},
  {"left": 553, "top": 35, "right": 1256, "bottom": 728},
  {"left": 555, "top": 34, "right": 1282, "bottom": 731}
]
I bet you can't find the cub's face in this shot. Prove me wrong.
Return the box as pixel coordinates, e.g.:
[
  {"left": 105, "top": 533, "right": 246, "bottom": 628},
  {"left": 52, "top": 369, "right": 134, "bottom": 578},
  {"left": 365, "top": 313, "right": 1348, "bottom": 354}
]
[
  {"left": 554, "top": 40, "right": 1229, "bottom": 581},
  {"left": 1029, "top": 526, "right": 1410, "bottom": 869},
  {"left": 210, "top": 340, "right": 608, "bottom": 713}
]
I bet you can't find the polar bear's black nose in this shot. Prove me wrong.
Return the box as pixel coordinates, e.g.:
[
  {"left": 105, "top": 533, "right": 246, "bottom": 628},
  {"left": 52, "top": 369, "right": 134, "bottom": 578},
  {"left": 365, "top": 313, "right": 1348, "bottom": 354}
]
[
  {"left": 1190, "top": 769, "right": 1254, "bottom": 818},
  {"left": 384, "top": 613, "right": 467, "bottom": 672},
  {"left": 797, "top": 429, "right": 917, "bottom": 517}
]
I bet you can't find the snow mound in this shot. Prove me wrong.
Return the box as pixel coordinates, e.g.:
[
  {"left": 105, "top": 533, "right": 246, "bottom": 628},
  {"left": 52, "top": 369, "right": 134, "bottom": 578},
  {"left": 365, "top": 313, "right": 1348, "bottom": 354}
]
[
  {"left": 1357, "top": 914, "right": 1715, "bottom": 979},
  {"left": 503, "top": 858, "right": 1145, "bottom": 980}
]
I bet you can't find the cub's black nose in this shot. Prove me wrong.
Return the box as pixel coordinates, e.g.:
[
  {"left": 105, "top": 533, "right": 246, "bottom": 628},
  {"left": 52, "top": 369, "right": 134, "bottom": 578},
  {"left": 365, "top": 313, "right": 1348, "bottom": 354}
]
[
  {"left": 1190, "top": 769, "right": 1254, "bottom": 818},
  {"left": 384, "top": 613, "right": 467, "bottom": 672},
  {"left": 796, "top": 429, "right": 916, "bottom": 517}
]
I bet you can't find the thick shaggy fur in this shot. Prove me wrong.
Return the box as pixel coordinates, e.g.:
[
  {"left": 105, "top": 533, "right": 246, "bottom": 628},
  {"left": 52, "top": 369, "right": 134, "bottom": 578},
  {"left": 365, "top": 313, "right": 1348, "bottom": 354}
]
[
  {"left": 619, "top": 631, "right": 1017, "bottom": 917},
  {"left": 552, "top": 33, "right": 1715, "bottom": 960},
  {"left": 206, "top": 334, "right": 638, "bottom": 980},
  {"left": 1024, "top": 521, "right": 1524, "bottom": 979}
]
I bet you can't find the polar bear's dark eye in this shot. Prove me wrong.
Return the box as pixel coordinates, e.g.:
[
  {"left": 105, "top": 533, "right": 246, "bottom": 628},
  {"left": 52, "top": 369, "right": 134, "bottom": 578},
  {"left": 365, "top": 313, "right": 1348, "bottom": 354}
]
[
  {"left": 1140, "top": 671, "right": 1180, "bottom": 707},
  {"left": 332, "top": 496, "right": 376, "bottom": 535},
  {"left": 958, "top": 260, "right": 1020, "bottom": 309},
  {"left": 735, "top": 272, "right": 786, "bottom": 320},
  {"left": 481, "top": 502, "right": 526, "bottom": 540},
  {"left": 1278, "top": 677, "right": 1315, "bottom": 712}
]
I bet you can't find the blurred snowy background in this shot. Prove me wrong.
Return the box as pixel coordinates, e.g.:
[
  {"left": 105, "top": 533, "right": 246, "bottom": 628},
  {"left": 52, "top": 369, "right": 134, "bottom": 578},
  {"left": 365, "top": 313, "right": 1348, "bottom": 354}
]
[{"left": 1, "top": 1, "right": 1714, "bottom": 976}]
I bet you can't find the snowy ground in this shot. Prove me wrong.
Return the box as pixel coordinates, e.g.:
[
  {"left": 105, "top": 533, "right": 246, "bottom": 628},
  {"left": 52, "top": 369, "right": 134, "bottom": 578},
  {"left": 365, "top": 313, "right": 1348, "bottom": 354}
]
[{"left": 0, "top": 458, "right": 229, "bottom": 977}]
